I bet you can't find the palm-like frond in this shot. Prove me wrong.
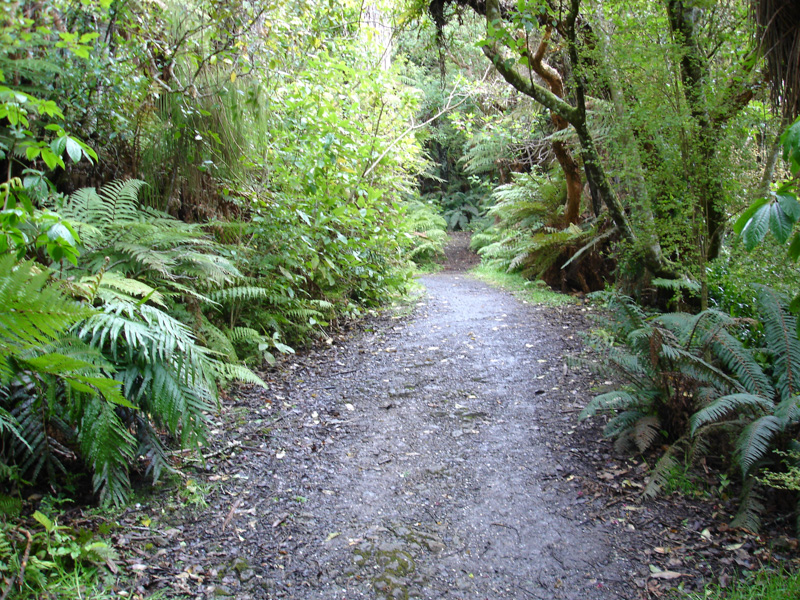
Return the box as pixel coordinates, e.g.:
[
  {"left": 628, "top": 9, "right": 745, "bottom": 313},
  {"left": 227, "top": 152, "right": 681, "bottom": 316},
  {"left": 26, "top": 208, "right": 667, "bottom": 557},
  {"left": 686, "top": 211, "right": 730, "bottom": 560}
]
[
  {"left": 756, "top": 285, "right": 800, "bottom": 402},
  {"left": 737, "top": 415, "right": 783, "bottom": 477},
  {"left": 690, "top": 393, "right": 773, "bottom": 435}
]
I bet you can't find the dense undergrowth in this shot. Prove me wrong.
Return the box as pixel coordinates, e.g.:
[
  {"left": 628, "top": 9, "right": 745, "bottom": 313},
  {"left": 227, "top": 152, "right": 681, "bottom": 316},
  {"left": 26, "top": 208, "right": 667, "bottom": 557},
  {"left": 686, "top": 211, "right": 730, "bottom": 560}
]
[
  {"left": 2, "top": 0, "right": 800, "bottom": 596},
  {"left": 0, "top": 1, "right": 449, "bottom": 596}
]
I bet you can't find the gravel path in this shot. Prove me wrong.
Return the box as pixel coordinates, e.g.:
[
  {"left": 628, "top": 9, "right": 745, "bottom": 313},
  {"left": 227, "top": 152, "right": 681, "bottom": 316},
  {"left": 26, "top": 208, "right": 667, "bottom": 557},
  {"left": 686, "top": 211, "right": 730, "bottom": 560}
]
[
  {"left": 130, "top": 241, "right": 649, "bottom": 599},
  {"left": 287, "top": 272, "right": 639, "bottom": 599}
]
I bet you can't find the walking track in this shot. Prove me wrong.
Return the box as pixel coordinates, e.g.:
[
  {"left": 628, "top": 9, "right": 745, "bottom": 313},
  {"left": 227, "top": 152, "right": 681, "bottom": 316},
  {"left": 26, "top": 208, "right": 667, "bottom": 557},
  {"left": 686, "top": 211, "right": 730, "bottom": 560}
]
[{"left": 130, "top": 241, "right": 650, "bottom": 599}]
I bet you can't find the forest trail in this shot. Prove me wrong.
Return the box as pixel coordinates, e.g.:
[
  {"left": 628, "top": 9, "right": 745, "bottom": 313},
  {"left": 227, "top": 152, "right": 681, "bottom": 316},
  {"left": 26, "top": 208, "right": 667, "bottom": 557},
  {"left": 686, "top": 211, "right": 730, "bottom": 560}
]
[{"left": 136, "top": 237, "right": 647, "bottom": 599}]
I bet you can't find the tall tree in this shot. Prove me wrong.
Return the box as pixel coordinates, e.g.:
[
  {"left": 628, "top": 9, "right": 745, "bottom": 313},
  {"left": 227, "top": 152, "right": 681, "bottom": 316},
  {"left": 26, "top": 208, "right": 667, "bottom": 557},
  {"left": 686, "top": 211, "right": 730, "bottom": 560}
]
[{"left": 426, "top": 0, "right": 762, "bottom": 287}]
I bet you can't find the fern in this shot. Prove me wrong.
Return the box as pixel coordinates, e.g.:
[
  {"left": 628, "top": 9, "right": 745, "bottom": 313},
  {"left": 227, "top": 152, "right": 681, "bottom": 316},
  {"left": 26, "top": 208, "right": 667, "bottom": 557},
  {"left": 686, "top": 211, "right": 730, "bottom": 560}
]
[
  {"left": 730, "top": 476, "right": 764, "bottom": 532},
  {"left": 690, "top": 394, "right": 774, "bottom": 434},
  {"left": 580, "top": 390, "right": 647, "bottom": 419},
  {"left": 633, "top": 415, "right": 661, "bottom": 452},
  {"left": 644, "top": 441, "right": 685, "bottom": 498},
  {"left": 209, "top": 285, "right": 278, "bottom": 304},
  {"left": 756, "top": 285, "right": 800, "bottom": 402},
  {"left": 736, "top": 416, "right": 784, "bottom": 477},
  {"left": 707, "top": 327, "right": 773, "bottom": 397},
  {"left": 78, "top": 396, "right": 136, "bottom": 506}
]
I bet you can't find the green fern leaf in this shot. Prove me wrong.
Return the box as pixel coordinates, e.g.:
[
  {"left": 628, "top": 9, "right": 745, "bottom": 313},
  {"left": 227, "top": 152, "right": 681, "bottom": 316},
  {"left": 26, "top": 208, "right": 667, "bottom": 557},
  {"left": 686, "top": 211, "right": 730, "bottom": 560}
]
[
  {"left": 737, "top": 415, "right": 783, "bottom": 477},
  {"left": 690, "top": 393, "right": 773, "bottom": 435},
  {"left": 580, "top": 390, "right": 644, "bottom": 419},
  {"left": 78, "top": 396, "right": 135, "bottom": 506},
  {"left": 756, "top": 285, "right": 800, "bottom": 402}
]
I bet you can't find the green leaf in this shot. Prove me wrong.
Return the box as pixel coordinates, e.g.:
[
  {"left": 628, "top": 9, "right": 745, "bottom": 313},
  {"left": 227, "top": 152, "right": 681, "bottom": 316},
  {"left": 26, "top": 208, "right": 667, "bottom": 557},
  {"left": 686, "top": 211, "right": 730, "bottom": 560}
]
[
  {"left": 741, "top": 204, "right": 770, "bottom": 250},
  {"left": 46, "top": 222, "right": 75, "bottom": 246},
  {"left": 777, "top": 193, "right": 800, "bottom": 222},
  {"left": 769, "top": 201, "right": 794, "bottom": 244},
  {"left": 733, "top": 197, "right": 769, "bottom": 234},
  {"left": 788, "top": 232, "right": 800, "bottom": 261},
  {"left": 25, "top": 144, "right": 40, "bottom": 161},
  {"left": 65, "top": 137, "right": 82, "bottom": 163},
  {"left": 40, "top": 147, "right": 63, "bottom": 171},
  {"left": 781, "top": 117, "right": 800, "bottom": 172},
  {"left": 33, "top": 510, "right": 55, "bottom": 533},
  {"left": 50, "top": 135, "right": 67, "bottom": 157}
]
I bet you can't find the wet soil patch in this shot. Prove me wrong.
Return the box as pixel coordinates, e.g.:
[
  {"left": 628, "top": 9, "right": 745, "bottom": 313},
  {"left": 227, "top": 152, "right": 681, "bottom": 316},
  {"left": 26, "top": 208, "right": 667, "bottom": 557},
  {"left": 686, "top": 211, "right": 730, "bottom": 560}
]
[{"left": 438, "top": 231, "right": 480, "bottom": 272}]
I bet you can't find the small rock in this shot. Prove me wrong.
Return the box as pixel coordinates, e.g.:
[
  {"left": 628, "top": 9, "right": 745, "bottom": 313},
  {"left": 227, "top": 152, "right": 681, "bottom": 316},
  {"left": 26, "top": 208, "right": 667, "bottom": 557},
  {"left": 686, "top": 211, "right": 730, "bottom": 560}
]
[
  {"left": 425, "top": 540, "right": 446, "bottom": 553},
  {"left": 213, "top": 585, "right": 234, "bottom": 597}
]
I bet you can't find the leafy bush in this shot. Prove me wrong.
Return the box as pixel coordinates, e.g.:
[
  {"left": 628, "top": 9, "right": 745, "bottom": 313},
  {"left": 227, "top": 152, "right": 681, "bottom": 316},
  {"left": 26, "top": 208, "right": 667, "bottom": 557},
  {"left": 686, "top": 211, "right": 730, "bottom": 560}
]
[
  {"left": 470, "top": 171, "right": 593, "bottom": 279},
  {"left": 0, "top": 510, "right": 117, "bottom": 599},
  {"left": 400, "top": 200, "right": 448, "bottom": 265},
  {"left": 580, "top": 287, "right": 800, "bottom": 531}
]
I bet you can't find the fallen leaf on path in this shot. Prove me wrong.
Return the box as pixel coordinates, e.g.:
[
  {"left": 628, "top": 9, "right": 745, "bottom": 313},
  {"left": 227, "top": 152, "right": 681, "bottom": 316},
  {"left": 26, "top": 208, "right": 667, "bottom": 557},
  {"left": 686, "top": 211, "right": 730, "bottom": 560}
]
[
  {"left": 724, "top": 542, "right": 744, "bottom": 551},
  {"left": 650, "top": 571, "right": 685, "bottom": 580},
  {"left": 324, "top": 532, "right": 341, "bottom": 542}
]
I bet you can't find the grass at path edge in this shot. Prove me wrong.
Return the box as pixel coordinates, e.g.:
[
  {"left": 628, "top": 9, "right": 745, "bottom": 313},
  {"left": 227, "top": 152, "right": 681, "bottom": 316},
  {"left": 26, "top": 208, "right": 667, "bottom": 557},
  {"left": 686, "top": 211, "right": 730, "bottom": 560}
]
[
  {"left": 468, "top": 265, "right": 576, "bottom": 306},
  {"left": 678, "top": 568, "right": 800, "bottom": 600}
]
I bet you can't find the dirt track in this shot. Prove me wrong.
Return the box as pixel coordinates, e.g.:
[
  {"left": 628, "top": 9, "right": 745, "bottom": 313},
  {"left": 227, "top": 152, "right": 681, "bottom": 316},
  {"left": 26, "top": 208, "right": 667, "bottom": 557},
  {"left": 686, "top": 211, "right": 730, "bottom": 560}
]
[{"left": 121, "top": 233, "right": 667, "bottom": 599}]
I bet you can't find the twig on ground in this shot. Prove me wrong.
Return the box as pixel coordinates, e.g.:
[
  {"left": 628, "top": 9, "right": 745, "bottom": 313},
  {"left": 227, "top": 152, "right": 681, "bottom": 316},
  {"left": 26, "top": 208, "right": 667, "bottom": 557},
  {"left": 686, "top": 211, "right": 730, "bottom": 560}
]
[{"left": 222, "top": 497, "right": 243, "bottom": 532}]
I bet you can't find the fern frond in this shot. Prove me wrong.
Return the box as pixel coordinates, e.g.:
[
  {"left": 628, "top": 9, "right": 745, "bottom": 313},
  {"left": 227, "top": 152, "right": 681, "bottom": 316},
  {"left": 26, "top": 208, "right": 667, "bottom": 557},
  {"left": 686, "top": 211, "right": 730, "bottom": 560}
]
[
  {"left": 644, "top": 442, "right": 684, "bottom": 498},
  {"left": 580, "top": 390, "right": 647, "bottom": 419},
  {"left": 135, "top": 417, "right": 174, "bottom": 484},
  {"left": 78, "top": 396, "right": 135, "bottom": 506},
  {"left": 756, "top": 285, "right": 800, "bottom": 401},
  {"left": 95, "top": 272, "right": 166, "bottom": 306},
  {"left": 633, "top": 415, "right": 661, "bottom": 452},
  {"left": 213, "top": 363, "right": 267, "bottom": 388},
  {"left": 209, "top": 286, "right": 282, "bottom": 304},
  {"left": 690, "top": 393, "right": 773, "bottom": 435},
  {"left": 0, "top": 257, "right": 93, "bottom": 380},
  {"left": 708, "top": 328, "right": 772, "bottom": 397},
  {"left": 773, "top": 395, "right": 800, "bottom": 425},
  {"left": 737, "top": 415, "right": 783, "bottom": 477},
  {"left": 602, "top": 410, "right": 647, "bottom": 439},
  {"left": 730, "top": 476, "right": 764, "bottom": 532}
]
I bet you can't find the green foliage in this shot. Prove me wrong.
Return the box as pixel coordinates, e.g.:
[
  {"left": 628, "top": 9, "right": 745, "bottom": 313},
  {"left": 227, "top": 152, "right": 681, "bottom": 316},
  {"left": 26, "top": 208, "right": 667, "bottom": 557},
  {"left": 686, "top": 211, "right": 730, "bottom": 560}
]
[
  {"left": 400, "top": 200, "right": 448, "bottom": 264},
  {"left": 681, "top": 568, "right": 800, "bottom": 600},
  {"left": 441, "top": 190, "right": 484, "bottom": 231},
  {"left": 0, "top": 180, "right": 271, "bottom": 505},
  {"left": 470, "top": 171, "right": 592, "bottom": 278},
  {"left": 0, "top": 512, "right": 118, "bottom": 599},
  {"left": 582, "top": 286, "right": 800, "bottom": 530}
]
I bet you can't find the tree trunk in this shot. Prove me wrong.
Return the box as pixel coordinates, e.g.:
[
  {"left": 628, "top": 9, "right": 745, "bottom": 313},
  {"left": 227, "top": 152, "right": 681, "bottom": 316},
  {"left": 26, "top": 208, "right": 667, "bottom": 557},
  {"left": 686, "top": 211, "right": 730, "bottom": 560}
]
[
  {"left": 527, "top": 26, "right": 583, "bottom": 225},
  {"left": 463, "top": 0, "right": 676, "bottom": 278}
]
